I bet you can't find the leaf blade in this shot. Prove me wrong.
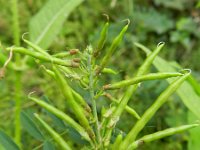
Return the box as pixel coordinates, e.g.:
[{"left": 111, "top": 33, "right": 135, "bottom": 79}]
[
  {"left": 20, "top": 111, "right": 44, "bottom": 141},
  {"left": 0, "top": 130, "right": 20, "bottom": 150},
  {"left": 29, "top": 0, "right": 84, "bottom": 49}
]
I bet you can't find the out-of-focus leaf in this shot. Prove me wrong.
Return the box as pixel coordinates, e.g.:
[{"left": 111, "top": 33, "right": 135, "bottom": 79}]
[
  {"left": 41, "top": 96, "right": 66, "bottom": 130},
  {"left": 0, "top": 144, "right": 5, "bottom": 150},
  {"left": 0, "top": 130, "right": 20, "bottom": 150},
  {"left": 21, "top": 111, "right": 44, "bottom": 141},
  {"left": 43, "top": 141, "right": 55, "bottom": 150},
  {"left": 134, "top": 8, "right": 174, "bottom": 34},
  {"left": 170, "top": 31, "right": 191, "bottom": 50},
  {"left": 29, "top": 0, "right": 84, "bottom": 49},
  {"left": 65, "top": 125, "right": 88, "bottom": 145},
  {"left": 135, "top": 43, "right": 200, "bottom": 119},
  {"left": 154, "top": 0, "right": 188, "bottom": 10},
  {"left": 188, "top": 111, "right": 200, "bottom": 150},
  {"left": 176, "top": 17, "right": 200, "bottom": 38},
  {"left": 197, "top": 1, "right": 200, "bottom": 8},
  {"left": 41, "top": 95, "right": 87, "bottom": 144}
]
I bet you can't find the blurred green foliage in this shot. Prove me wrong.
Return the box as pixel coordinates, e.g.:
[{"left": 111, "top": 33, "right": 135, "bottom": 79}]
[{"left": 0, "top": 0, "right": 200, "bottom": 149}]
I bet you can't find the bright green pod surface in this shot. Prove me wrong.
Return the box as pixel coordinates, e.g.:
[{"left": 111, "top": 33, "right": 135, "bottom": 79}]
[
  {"left": 53, "top": 52, "right": 70, "bottom": 58},
  {"left": 112, "top": 134, "right": 123, "bottom": 150},
  {"left": 102, "top": 67, "right": 118, "bottom": 75},
  {"left": 103, "top": 43, "right": 177, "bottom": 146},
  {"left": 34, "top": 113, "right": 72, "bottom": 150},
  {"left": 93, "top": 22, "right": 109, "bottom": 57},
  {"left": 104, "top": 72, "right": 182, "bottom": 90},
  {"left": 7, "top": 47, "right": 79, "bottom": 67},
  {"left": 109, "top": 43, "right": 165, "bottom": 119},
  {"left": 119, "top": 70, "right": 191, "bottom": 149},
  {"left": 29, "top": 96, "right": 91, "bottom": 142},
  {"left": 96, "top": 23, "right": 129, "bottom": 75},
  {"left": 42, "top": 66, "right": 91, "bottom": 114},
  {"left": 52, "top": 66, "right": 94, "bottom": 139},
  {"left": 23, "top": 38, "right": 50, "bottom": 57},
  {"left": 136, "top": 42, "right": 165, "bottom": 76},
  {"left": 128, "top": 124, "right": 199, "bottom": 150},
  {"left": 104, "top": 93, "right": 140, "bottom": 119}
]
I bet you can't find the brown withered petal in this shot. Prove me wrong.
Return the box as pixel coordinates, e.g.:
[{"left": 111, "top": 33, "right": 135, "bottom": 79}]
[{"left": 0, "top": 68, "right": 5, "bottom": 79}]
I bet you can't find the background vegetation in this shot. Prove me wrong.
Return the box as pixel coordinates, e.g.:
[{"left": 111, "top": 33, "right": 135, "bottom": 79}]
[{"left": 0, "top": 0, "right": 200, "bottom": 149}]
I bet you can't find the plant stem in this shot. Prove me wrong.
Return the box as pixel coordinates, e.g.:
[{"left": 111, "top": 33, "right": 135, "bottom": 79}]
[
  {"left": 11, "top": 0, "right": 22, "bottom": 147},
  {"left": 88, "top": 53, "right": 101, "bottom": 146},
  {"left": 14, "top": 71, "right": 22, "bottom": 146}
]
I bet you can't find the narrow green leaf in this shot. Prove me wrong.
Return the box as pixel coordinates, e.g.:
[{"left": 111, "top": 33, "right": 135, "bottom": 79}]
[
  {"left": 20, "top": 111, "right": 44, "bottom": 141},
  {"left": 188, "top": 112, "right": 200, "bottom": 150},
  {"left": 29, "top": 96, "right": 91, "bottom": 142},
  {"left": 0, "top": 130, "right": 20, "bottom": 150},
  {"left": 34, "top": 114, "right": 72, "bottom": 150},
  {"left": 41, "top": 96, "right": 88, "bottom": 145},
  {"left": 43, "top": 141, "right": 55, "bottom": 150},
  {"left": 29, "top": 0, "right": 84, "bottom": 49},
  {"left": 41, "top": 96, "right": 66, "bottom": 130}
]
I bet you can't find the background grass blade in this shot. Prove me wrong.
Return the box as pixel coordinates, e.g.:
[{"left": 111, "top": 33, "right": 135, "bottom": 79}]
[
  {"left": 0, "top": 130, "right": 20, "bottom": 150},
  {"left": 34, "top": 114, "right": 72, "bottom": 150},
  {"left": 20, "top": 111, "right": 44, "bottom": 141},
  {"left": 29, "top": 0, "right": 84, "bottom": 49},
  {"left": 43, "top": 141, "right": 55, "bottom": 150},
  {"left": 135, "top": 42, "right": 200, "bottom": 119},
  {"left": 188, "top": 112, "right": 200, "bottom": 150}
]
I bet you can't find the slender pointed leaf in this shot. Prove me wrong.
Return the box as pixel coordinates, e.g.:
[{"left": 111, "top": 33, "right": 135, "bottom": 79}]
[
  {"left": 43, "top": 141, "right": 55, "bottom": 150},
  {"left": 0, "top": 130, "right": 20, "bottom": 150},
  {"left": 20, "top": 111, "right": 44, "bottom": 141},
  {"left": 29, "top": 0, "right": 84, "bottom": 49}
]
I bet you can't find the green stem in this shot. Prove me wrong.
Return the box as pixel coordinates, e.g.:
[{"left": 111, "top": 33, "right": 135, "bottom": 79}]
[
  {"left": 11, "top": 0, "right": 22, "bottom": 147},
  {"left": 88, "top": 54, "right": 101, "bottom": 146},
  {"left": 14, "top": 71, "right": 22, "bottom": 146},
  {"left": 11, "top": 0, "right": 20, "bottom": 47}
]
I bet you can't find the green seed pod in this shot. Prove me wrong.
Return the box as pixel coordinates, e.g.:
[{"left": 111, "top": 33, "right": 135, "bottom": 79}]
[
  {"left": 7, "top": 47, "right": 79, "bottom": 67},
  {"left": 96, "top": 21, "right": 129, "bottom": 75},
  {"left": 103, "top": 72, "right": 183, "bottom": 90},
  {"left": 112, "top": 134, "right": 123, "bottom": 150},
  {"left": 120, "top": 69, "right": 191, "bottom": 150},
  {"left": 53, "top": 51, "right": 71, "bottom": 58},
  {"left": 93, "top": 22, "right": 109, "bottom": 57},
  {"left": 102, "top": 67, "right": 118, "bottom": 75},
  {"left": 34, "top": 113, "right": 72, "bottom": 150},
  {"left": 104, "top": 93, "right": 140, "bottom": 119},
  {"left": 137, "top": 42, "right": 165, "bottom": 76},
  {"left": 103, "top": 42, "right": 166, "bottom": 145},
  {"left": 22, "top": 36, "right": 50, "bottom": 57},
  {"left": 52, "top": 65, "right": 95, "bottom": 140},
  {"left": 72, "top": 90, "right": 92, "bottom": 114},
  {"left": 72, "top": 58, "right": 81, "bottom": 63},
  {"left": 40, "top": 65, "right": 56, "bottom": 78},
  {"left": 29, "top": 96, "right": 91, "bottom": 142},
  {"left": 53, "top": 49, "right": 79, "bottom": 58},
  {"left": 42, "top": 65, "right": 91, "bottom": 114},
  {"left": 128, "top": 124, "right": 199, "bottom": 150}
]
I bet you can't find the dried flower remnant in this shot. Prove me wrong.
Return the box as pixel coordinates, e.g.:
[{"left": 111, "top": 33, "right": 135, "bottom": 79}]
[{"left": 0, "top": 49, "right": 13, "bottom": 79}]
